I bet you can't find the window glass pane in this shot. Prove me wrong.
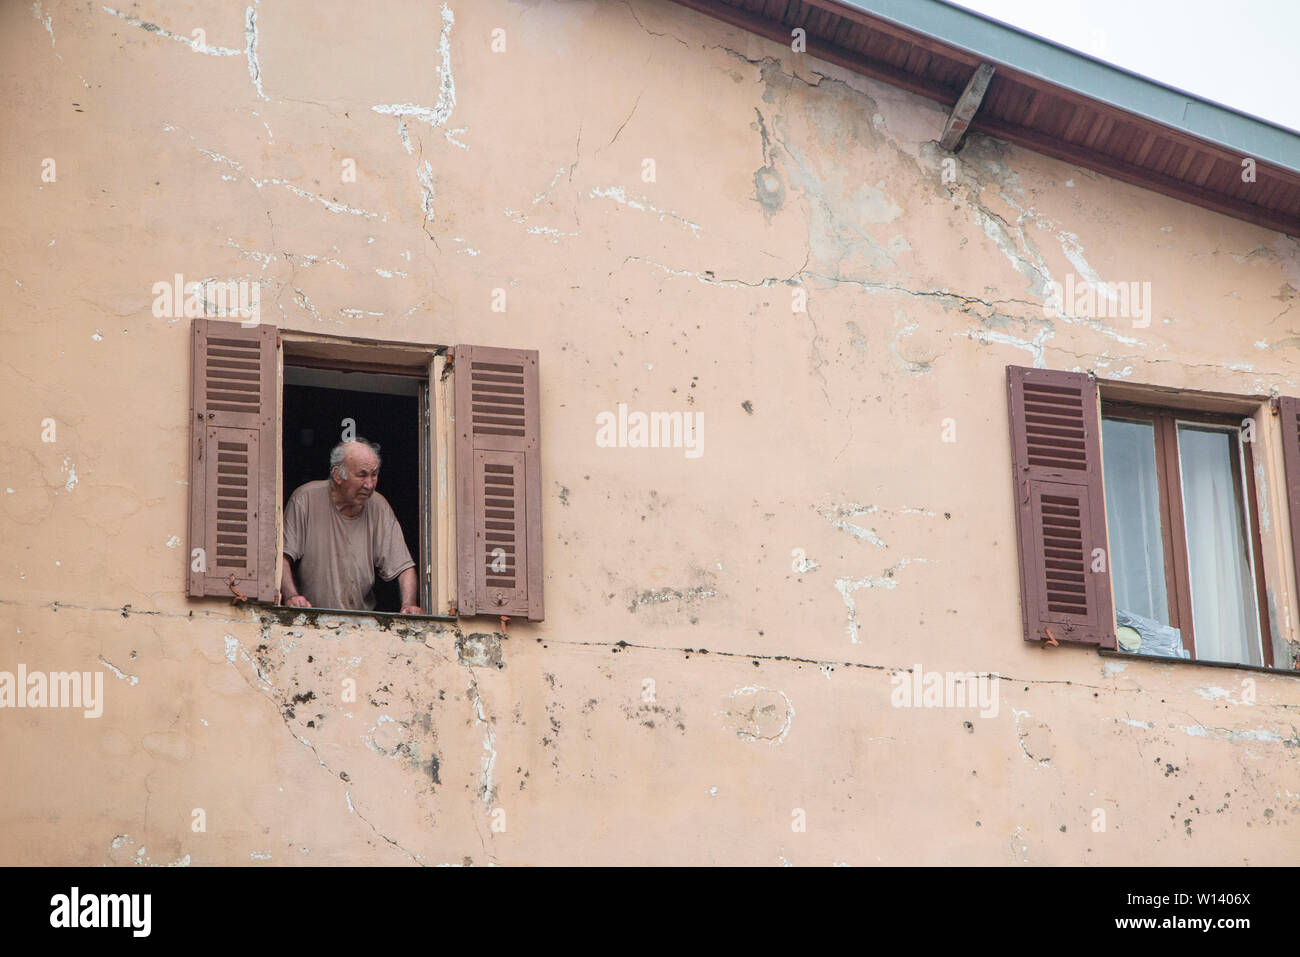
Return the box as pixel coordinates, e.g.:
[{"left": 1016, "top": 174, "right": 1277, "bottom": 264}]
[
  {"left": 1177, "top": 425, "right": 1263, "bottom": 667},
  {"left": 1102, "top": 418, "right": 1170, "bottom": 626}
]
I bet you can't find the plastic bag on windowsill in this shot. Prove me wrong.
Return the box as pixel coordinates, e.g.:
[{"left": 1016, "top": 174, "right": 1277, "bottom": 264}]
[{"left": 1116, "top": 608, "right": 1191, "bottom": 659}]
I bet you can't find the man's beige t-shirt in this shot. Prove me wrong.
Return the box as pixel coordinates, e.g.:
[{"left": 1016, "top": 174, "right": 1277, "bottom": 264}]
[{"left": 283, "top": 480, "right": 415, "bottom": 611}]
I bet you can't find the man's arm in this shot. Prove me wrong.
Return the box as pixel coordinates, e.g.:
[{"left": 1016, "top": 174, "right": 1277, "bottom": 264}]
[
  {"left": 397, "top": 566, "right": 420, "bottom": 615},
  {"left": 281, "top": 554, "right": 311, "bottom": 608}
]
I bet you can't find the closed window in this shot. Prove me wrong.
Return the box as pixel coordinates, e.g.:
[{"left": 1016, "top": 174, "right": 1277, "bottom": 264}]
[
  {"left": 1101, "top": 407, "right": 1269, "bottom": 666},
  {"left": 1006, "top": 365, "right": 1296, "bottom": 671}
]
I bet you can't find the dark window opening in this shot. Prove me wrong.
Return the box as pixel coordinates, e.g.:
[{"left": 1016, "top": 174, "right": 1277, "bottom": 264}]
[{"left": 282, "top": 367, "right": 425, "bottom": 613}]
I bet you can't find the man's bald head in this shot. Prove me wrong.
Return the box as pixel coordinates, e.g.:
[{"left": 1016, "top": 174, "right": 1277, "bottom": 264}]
[
  {"left": 329, "top": 439, "right": 381, "bottom": 481},
  {"left": 328, "top": 439, "right": 382, "bottom": 515}
]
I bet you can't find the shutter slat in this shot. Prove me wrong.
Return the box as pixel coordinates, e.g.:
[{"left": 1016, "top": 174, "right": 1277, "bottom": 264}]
[
  {"left": 455, "top": 345, "right": 543, "bottom": 620},
  {"left": 1007, "top": 365, "right": 1115, "bottom": 646},
  {"left": 189, "top": 318, "right": 278, "bottom": 602}
]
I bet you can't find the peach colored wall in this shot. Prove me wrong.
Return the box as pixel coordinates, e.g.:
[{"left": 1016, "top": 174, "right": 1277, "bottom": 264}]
[{"left": 2, "top": 0, "right": 1298, "bottom": 865}]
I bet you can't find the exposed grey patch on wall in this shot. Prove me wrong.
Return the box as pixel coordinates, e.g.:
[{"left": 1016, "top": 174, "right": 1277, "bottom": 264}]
[
  {"left": 457, "top": 632, "right": 505, "bottom": 670},
  {"left": 754, "top": 165, "right": 785, "bottom": 215}
]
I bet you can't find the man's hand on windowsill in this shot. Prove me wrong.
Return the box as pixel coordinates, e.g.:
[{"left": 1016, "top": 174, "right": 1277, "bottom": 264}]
[{"left": 284, "top": 594, "right": 311, "bottom": 608}]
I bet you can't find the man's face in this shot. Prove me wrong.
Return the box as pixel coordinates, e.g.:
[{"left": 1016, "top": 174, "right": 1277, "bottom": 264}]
[{"left": 334, "top": 447, "right": 379, "bottom": 509}]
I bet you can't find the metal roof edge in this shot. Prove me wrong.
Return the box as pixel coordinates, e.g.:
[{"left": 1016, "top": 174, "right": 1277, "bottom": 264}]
[{"left": 839, "top": 0, "right": 1300, "bottom": 173}]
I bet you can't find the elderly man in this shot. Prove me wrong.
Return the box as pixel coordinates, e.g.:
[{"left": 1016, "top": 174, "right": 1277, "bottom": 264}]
[{"left": 280, "top": 439, "right": 421, "bottom": 614}]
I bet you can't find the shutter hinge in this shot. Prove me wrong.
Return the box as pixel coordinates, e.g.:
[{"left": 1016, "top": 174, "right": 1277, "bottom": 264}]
[
  {"left": 1041, "top": 627, "right": 1059, "bottom": 648},
  {"left": 1270, "top": 397, "right": 1281, "bottom": 415},
  {"left": 441, "top": 351, "right": 455, "bottom": 379}
]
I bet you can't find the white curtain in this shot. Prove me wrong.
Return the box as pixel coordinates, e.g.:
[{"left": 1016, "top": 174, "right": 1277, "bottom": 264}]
[
  {"left": 1178, "top": 426, "right": 1263, "bottom": 666},
  {"left": 1102, "top": 419, "right": 1170, "bottom": 624}
]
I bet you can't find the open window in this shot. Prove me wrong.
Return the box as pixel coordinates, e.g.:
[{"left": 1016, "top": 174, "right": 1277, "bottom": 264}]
[
  {"left": 281, "top": 364, "right": 428, "bottom": 614},
  {"left": 1006, "top": 365, "right": 1297, "bottom": 671},
  {"left": 186, "top": 318, "right": 544, "bottom": 622}
]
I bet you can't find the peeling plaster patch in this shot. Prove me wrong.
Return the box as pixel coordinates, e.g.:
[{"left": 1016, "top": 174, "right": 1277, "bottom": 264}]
[
  {"left": 111, "top": 834, "right": 131, "bottom": 849},
  {"left": 60, "top": 457, "right": 78, "bottom": 492},
  {"left": 1010, "top": 825, "right": 1030, "bottom": 863},
  {"left": 1122, "top": 718, "right": 1155, "bottom": 729},
  {"left": 588, "top": 186, "right": 702, "bottom": 236},
  {"left": 102, "top": 7, "right": 241, "bottom": 55},
  {"left": 165, "top": 536, "right": 181, "bottom": 548},
  {"left": 1178, "top": 725, "right": 1282, "bottom": 743},
  {"left": 834, "top": 559, "right": 931, "bottom": 643},
  {"left": 971, "top": 206, "right": 1050, "bottom": 297},
  {"left": 345, "top": 790, "right": 354, "bottom": 813},
  {"left": 250, "top": 850, "right": 271, "bottom": 860},
  {"left": 223, "top": 635, "right": 239, "bottom": 664},
  {"left": 226, "top": 238, "right": 275, "bottom": 270},
  {"left": 165, "top": 855, "right": 191, "bottom": 867},
  {"left": 244, "top": 7, "right": 268, "bottom": 100},
  {"left": 395, "top": 119, "right": 414, "bottom": 154},
  {"left": 99, "top": 657, "right": 139, "bottom": 686},
  {"left": 956, "top": 326, "right": 1052, "bottom": 368},
  {"left": 722, "top": 686, "right": 794, "bottom": 744},
  {"left": 1012, "top": 706, "right": 1053, "bottom": 767},
  {"left": 817, "top": 503, "right": 885, "bottom": 546},
  {"left": 1102, "top": 660, "right": 1127, "bottom": 677},
  {"left": 339, "top": 308, "right": 384, "bottom": 319},
  {"left": 629, "top": 586, "right": 717, "bottom": 612},
  {"left": 467, "top": 678, "right": 497, "bottom": 808},
  {"left": 504, "top": 209, "right": 578, "bottom": 243},
  {"left": 1195, "top": 686, "right": 1234, "bottom": 703},
  {"left": 194, "top": 146, "right": 382, "bottom": 219},
  {"left": 33, "top": 2, "right": 59, "bottom": 55},
  {"left": 416, "top": 161, "right": 436, "bottom": 223},
  {"left": 91, "top": 332, "right": 103, "bottom": 341},
  {"left": 374, "top": 268, "right": 408, "bottom": 279},
  {"left": 297, "top": 253, "right": 348, "bottom": 271},
  {"left": 370, "top": 5, "right": 467, "bottom": 150}
]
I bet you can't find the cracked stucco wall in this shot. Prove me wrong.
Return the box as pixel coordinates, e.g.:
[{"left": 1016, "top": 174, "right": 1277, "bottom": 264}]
[{"left": 1, "top": 0, "right": 1298, "bottom": 865}]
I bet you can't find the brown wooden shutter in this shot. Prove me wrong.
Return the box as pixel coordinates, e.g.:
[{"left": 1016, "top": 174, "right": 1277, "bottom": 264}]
[
  {"left": 454, "top": 345, "right": 543, "bottom": 621},
  {"left": 1277, "top": 396, "right": 1300, "bottom": 608},
  {"left": 188, "top": 318, "right": 278, "bottom": 602},
  {"left": 1006, "top": 365, "right": 1114, "bottom": 647}
]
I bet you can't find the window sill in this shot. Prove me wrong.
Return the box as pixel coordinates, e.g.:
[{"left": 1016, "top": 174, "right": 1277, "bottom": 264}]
[
  {"left": 258, "top": 603, "right": 458, "bottom": 629},
  {"left": 1099, "top": 647, "right": 1298, "bottom": 677}
]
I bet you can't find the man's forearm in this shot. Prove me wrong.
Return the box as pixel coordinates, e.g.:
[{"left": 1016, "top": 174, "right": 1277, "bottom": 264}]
[
  {"left": 281, "top": 555, "right": 302, "bottom": 601},
  {"left": 397, "top": 566, "right": 418, "bottom": 610}
]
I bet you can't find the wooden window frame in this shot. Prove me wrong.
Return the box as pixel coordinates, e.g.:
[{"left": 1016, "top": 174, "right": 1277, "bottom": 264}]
[{"left": 1100, "top": 399, "right": 1274, "bottom": 667}]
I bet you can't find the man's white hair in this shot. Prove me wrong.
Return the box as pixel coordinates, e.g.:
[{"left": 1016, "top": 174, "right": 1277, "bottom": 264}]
[{"left": 330, "top": 439, "right": 381, "bottom": 480}]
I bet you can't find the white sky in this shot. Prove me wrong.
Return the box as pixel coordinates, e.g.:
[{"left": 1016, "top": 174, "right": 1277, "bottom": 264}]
[{"left": 946, "top": 0, "right": 1300, "bottom": 133}]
